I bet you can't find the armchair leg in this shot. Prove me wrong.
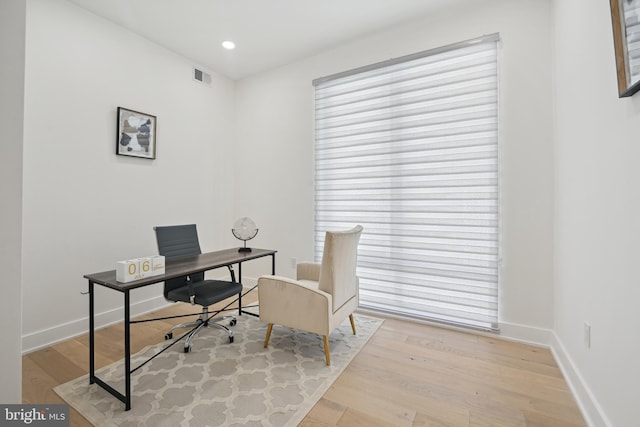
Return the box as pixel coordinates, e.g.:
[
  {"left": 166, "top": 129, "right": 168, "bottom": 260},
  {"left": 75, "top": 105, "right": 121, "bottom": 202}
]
[
  {"left": 323, "top": 335, "right": 331, "bottom": 366},
  {"left": 264, "top": 323, "right": 273, "bottom": 348},
  {"left": 349, "top": 314, "right": 356, "bottom": 335}
]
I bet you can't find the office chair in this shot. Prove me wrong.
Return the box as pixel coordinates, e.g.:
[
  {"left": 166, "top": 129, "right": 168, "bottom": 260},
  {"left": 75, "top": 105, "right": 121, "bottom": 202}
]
[
  {"left": 154, "top": 224, "right": 243, "bottom": 353},
  {"left": 258, "top": 225, "right": 362, "bottom": 365}
]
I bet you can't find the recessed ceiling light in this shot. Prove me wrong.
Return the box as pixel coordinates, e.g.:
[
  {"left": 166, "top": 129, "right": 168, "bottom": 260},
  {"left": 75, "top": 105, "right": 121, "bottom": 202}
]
[{"left": 222, "top": 40, "right": 236, "bottom": 50}]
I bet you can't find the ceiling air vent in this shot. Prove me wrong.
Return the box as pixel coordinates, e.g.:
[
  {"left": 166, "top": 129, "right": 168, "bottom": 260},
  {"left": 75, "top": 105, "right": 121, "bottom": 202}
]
[{"left": 193, "top": 67, "right": 212, "bottom": 86}]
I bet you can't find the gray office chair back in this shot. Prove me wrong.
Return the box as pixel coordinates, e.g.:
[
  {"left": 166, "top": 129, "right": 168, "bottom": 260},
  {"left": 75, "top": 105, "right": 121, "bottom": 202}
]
[{"left": 154, "top": 224, "right": 204, "bottom": 297}]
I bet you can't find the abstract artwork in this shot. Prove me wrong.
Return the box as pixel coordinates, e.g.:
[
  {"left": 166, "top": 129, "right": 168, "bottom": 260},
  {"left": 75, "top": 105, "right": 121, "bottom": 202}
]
[{"left": 116, "top": 107, "right": 157, "bottom": 159}]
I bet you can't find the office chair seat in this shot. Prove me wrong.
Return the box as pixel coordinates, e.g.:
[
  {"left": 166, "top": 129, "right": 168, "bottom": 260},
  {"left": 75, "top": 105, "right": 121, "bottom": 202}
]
[{"left": 167, "top": 280, "right": 242, "bottom": 307}]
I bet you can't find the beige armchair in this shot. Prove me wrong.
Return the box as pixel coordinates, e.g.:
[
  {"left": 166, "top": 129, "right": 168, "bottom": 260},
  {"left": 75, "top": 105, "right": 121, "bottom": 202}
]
[{"left": 258, "top": 225, "right": 363, "bottom": 365}]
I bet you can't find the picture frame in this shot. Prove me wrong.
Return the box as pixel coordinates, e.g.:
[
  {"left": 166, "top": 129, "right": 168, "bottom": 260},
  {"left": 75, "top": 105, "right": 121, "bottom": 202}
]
[
  {"left": 610, "top": 0, "right": 640, "bottom": 97},
  {"left": 116, "top": 107, "right": 157, "bottom": 159}
]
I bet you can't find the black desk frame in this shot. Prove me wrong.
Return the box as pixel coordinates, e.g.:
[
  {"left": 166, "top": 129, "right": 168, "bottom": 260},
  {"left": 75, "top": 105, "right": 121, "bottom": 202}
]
[{"left": 85, "top": 248, "right": 276, "bottom": 410}]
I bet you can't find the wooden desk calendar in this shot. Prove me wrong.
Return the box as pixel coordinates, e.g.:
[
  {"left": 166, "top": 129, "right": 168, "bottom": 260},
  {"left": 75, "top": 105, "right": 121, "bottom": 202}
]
[{"left": 116, "top": 255, "right": 165, "bottom": 283}]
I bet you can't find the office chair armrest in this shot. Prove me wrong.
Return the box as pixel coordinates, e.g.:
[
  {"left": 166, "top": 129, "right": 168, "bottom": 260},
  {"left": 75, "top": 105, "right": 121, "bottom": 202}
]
[
  {"left": 297, "top": 262, "right": 321, "bottom": 282},
  {"left": 227, "top": 265, "right": 237, "bottom": 282},
  {"left": 185, "top": 275, "right": 196, "bottom": 304},
  {"left": 258, "top": 275, "right": 332, "bottom": 337}
]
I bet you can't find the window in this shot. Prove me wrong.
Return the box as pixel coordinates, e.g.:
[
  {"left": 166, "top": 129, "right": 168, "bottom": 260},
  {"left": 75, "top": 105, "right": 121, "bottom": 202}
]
[{"left": 313, "top": 34, "right": 500, "bottom": 331}]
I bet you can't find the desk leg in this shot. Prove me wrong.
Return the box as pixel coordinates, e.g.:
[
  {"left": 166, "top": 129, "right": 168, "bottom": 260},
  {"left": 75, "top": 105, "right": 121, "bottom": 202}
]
[
  {"left": 272, "top": 253, "right": 276, "bottom": 274},
  {"left": 238, "top": 262, "right": 243, "bottom": 316},
  {"left": 89, "top": 280, "right": 95, "bottom": 384},
  {"left": 124, "top": 290, "right": 131, "bottom": 410}
]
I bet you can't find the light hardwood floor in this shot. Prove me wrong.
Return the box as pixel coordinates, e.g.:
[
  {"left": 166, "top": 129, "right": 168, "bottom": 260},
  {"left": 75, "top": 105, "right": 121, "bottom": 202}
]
[{"left": 23, "top": 294, "right": 586, "bottom": 427}]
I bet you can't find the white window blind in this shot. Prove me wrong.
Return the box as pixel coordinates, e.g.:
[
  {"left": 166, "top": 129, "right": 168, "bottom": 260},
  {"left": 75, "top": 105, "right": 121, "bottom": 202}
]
[
  {"left": 313, "top": 35, "right": 500, "bottom": 331},
  {"left": 623, "top": 0, "right": 640, "bottom": 82}
]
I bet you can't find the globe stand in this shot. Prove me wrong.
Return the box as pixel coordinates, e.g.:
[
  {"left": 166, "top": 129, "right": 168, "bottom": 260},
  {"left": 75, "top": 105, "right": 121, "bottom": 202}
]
[
  {"left": 232, "top": 217, "right": 259, "bottom": 253},
  {"left": 238, "top": 241, "right": 252, "bottom": 253}
]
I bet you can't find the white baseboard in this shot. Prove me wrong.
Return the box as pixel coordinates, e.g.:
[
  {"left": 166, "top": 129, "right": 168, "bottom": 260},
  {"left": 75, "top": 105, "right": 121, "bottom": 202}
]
[
  {"left": 500, "top": 322, "right": 609, "bottom": 427},
  {"left": 356, "top": 311, "right": 554, "bottom": 348},
  {"left": 492, "top": 321, "right": 551, "bottom": 346},
  {"left": 21, "top": 295, "right": 171, "bottom": 354},
  {"left": 21, "top": 280, "right": 260, "bottom": 355},
  {"left": 241, "top": 277, "right": 258, "bottom": 288},
  {"left": 549, "top": 332, "right": 610, "bottom": 427}
]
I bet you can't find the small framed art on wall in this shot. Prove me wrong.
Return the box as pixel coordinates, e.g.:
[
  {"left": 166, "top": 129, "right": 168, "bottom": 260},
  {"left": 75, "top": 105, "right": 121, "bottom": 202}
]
[{"left": 116, "top": 107, "right": 157, "bottom": 159}]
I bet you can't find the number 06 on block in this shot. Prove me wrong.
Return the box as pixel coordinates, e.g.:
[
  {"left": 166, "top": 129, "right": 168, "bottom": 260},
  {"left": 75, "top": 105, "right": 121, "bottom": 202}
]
[{"left": 116, "top": 255, "right": 165, "bottom": 283}]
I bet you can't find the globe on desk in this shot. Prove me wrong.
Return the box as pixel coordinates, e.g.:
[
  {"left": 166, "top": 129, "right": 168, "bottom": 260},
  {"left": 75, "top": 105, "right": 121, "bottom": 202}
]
[{"left": 232, "top": 217, "right": 258, "bottom": 252}]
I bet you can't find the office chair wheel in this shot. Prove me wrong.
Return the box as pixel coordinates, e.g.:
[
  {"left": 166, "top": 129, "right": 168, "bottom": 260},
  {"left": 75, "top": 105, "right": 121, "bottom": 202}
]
[
  {"left": 229, "top": 319, "right": 237, "bottom": 326},
  {"left": 184, "top": 345, "right": 191, "bottom": 353},
  {"left": 165, "top": 332, "right": 173, "bottom": 340},
  {"left": 229, "top": 336, "right": 234, "bottom": 343}
]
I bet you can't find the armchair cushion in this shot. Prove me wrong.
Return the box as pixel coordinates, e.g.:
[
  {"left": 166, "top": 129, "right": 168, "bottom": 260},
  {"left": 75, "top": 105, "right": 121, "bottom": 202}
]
[{"left": 258, "top": 275, "right": 332, "bottom": 336}]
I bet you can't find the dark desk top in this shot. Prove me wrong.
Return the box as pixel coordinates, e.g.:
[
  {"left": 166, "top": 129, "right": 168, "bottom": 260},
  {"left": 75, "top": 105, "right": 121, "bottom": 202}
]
[{"left": 84, "top": 248, "right": 277, "bottom": 291}]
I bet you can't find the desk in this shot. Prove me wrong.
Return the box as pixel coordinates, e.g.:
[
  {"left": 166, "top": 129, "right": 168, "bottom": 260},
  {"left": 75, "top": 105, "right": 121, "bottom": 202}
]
[{"left": 84, "top": 247, "right": 276, "bottom": 410}]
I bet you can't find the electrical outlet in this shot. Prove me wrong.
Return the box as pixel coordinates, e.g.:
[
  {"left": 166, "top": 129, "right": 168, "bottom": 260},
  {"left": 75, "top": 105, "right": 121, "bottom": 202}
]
[
  {"left": 584, "top": 322, "right": 591, "bottom": 349},
  {"left": 290, "top": 257, "right": 297, "bottom": 269}
]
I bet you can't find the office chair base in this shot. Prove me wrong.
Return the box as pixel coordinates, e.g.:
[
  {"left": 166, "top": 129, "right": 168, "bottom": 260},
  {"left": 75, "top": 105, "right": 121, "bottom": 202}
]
[
  {"left": 165, "top": 313, "right": 237, "bottom": 352},
  {"left": 183, "top": 318, "right": 235, "bottom": 352}
]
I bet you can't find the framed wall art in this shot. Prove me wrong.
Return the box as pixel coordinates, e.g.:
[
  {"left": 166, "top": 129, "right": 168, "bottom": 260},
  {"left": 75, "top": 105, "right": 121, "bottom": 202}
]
[
  {"left": 116, "top": 107, "right": 157, "bottom": 159},
  {"left": 610, "top": 0, "right": 640, "bottom": 97}
]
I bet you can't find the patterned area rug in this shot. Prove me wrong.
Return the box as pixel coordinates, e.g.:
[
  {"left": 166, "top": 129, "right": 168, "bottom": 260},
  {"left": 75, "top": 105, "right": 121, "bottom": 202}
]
[{"left": 55, "top": 314, "right": 383, "bottom": 426}]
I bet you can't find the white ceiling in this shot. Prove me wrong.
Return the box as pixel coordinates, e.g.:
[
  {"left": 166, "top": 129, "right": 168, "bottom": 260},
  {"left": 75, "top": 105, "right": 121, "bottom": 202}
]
[{"left": 66, "top": 0, "right": 467, "bottom": 80}]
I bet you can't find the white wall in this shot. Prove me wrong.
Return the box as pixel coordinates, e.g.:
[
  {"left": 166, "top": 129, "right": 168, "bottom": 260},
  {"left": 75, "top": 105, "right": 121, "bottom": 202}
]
[
  {"left": 553, "top": 1, "right": 640, "bottom": 425},
  {"left": 235, "top": 0, "right": 555, "bottom": 335},
  {"left": 18, "top": 0, "right": 634, "bottom": 423},
  {"left": 21, "top": 0, "right": 237, "bottom": 352},
  {"left": 0, "top": 0, "right": 26, "bottom": 403}
]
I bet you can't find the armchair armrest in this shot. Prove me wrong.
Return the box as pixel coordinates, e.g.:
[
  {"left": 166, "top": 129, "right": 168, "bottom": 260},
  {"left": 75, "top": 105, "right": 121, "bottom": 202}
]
[
  {"left": 258, "top": 275, "right": 332, "bottom": 336},
  {"left": 297, "top": 262, "right": 321, "bottom": 282}
]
